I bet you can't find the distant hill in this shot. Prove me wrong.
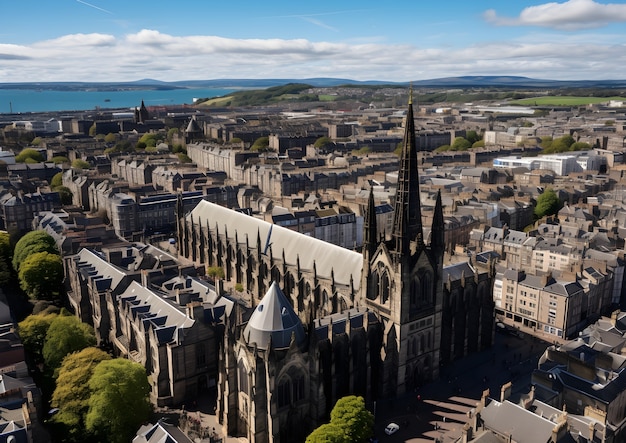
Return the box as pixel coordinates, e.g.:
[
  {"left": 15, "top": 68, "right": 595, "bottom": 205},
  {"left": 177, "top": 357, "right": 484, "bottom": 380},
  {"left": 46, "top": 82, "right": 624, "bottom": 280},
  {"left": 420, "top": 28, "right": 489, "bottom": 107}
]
[{"left": 3, "top": 76, "right": 626, "bottom": 92}]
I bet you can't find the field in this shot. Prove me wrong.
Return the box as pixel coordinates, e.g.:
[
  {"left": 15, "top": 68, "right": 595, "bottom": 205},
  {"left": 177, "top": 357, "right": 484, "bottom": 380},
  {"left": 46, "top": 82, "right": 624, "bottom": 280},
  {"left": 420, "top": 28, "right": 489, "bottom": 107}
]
[{"left": 510, "top": 96, "right": 625, "bottom": 106}]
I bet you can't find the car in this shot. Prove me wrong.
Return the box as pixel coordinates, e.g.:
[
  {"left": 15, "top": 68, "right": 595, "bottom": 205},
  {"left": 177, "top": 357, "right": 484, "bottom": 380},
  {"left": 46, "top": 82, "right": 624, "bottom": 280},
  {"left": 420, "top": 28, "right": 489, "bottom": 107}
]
[{"left": 384, "top": 423, "right": 400, "bottom": 435}]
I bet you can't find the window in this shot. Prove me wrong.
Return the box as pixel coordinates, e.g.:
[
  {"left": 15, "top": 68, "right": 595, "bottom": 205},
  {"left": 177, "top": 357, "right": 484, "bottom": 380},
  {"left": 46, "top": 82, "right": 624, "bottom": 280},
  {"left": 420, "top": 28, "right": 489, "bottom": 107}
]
[
  {"left": 277, "top": 380, "right": 290, "bottom": 408},
  {"left": 238, "top": 360, "right": 249, "bottom": 394},
  {"left": 196, "top": 343, "right": 206, "bottom": 368}
]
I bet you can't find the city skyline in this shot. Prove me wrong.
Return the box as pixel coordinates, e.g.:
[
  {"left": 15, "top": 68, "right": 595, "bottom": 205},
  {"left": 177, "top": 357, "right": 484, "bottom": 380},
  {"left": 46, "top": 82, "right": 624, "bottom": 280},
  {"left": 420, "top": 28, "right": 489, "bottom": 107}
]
[{"left": 1, "top": 0, "right": 626, "bottom": 83}]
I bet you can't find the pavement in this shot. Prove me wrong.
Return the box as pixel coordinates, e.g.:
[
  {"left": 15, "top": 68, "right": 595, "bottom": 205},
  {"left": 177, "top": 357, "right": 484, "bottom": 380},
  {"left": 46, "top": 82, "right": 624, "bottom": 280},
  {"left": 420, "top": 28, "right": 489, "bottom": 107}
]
[{"left": 372, "top": 329, "right": 552, "bottom": 442}]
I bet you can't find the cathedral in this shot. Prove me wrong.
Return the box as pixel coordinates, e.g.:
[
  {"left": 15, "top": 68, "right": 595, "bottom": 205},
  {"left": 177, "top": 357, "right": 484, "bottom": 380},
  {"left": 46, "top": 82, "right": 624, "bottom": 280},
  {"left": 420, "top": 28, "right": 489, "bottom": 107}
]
[{"left": 176, "top": 96, "right": 494, "bottom": 442}]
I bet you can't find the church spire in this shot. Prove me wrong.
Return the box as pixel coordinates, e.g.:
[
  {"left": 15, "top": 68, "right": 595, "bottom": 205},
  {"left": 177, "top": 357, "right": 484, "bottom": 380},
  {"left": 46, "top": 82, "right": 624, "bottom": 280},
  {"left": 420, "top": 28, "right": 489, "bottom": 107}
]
[
  {"left": 363, "top": 187, "right": 378, "bottom": 259},
  {"left": 431, "top": 189, "right": 445, "bottom": 257},
  {"left": 391, "top": 92, "right": 423, "bottom": 255}
]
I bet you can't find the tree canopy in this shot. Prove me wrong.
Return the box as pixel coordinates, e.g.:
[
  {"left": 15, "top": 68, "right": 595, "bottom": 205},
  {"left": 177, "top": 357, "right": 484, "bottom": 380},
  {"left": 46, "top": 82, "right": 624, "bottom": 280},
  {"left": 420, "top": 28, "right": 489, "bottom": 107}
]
[
  {"left": 51, "top": 347, "right": 112, "bottom": 441},
  {"left": 71, "top": 159, "right": 91, "bottom": 169},
  {"left": 50, "top": 172, "right": 63, "bottom": 188},
  {"left": 314, "top": 136, "right": 334, "bottom": 149},
  {"left": 18, "top": 312, "right": 58, "bottom": 365},
  {"left": 534, "top": 188, "right": 562, "bottom": 220},
  {"left": 18, "top": 251, "right": 64, "bottom": 300},
  {"left": 85, "top": 359, "right": 152, "bottom": 443},
  {"left": 12, "top": 230, "right": 59, "bottom": 272},
  {"left": 307, "top": 396, "right": 373, "bottom": 443},
  {"left": 0, "top": 231, "right": 11, "bottom": 286},
  {"left": 15, "top": 148, "right": 44, "bottom": 163},
  {"left": 250, "top": 136, "right": 271, "bottom": 152},
  {"left": 43, "top": 315, "right": 96, "bottom": 372}
]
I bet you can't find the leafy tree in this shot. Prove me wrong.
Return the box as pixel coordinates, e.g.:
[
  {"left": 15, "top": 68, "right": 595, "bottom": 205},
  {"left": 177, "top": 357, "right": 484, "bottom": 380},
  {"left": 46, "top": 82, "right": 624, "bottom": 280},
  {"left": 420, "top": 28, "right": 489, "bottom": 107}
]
[
  {"left": 570, "top": 141, "right": 591, "bottom": 151},
  {"left": 56, "top": 186, "right": 73, "bottom": 205},
  {"left": 51, "top": 156, "right": 70, "bottom": 164},
  {"left": 451, "top": 137, "right": 471, "bottom": 151},
  {"left": 85, "top": 359, "right": 151, "bottom": 443},
  {"left": 207, "top": 266, "right": 225, "bottom": 279},
  {"left": 306, "top": 423, "right": 350, "bottom": 443},
  {"left": 435, "top": 144, "right": 451, "bottom": 152},
  {"left": 12, "top": 230, "right": 59, "bottom": 272},
  {"left": 50, "top": 172, "right": 63, "bottom": 188},
  {"left": 251, "top": 136, "right": 270, "bottom": 152},
  {"left": 94, "top": 134, "right": 105, "bottom": 141},
  {"left": 31, "top": 137, "right": 43, "bottom": 146},
  {"left": 19, "top": 251, "right": 64, "bottom": 300},
  {"left": 51, "top": 347, "right": 112, "bottom": 441},
  {"left": 88, "top": 123, "right": 97, "bottom": 137},
  {"left": 172, "top": 144, "right": 186, "bottom": 154},
  {"left": 235, "top": 283, "right": 244, "bottom": 292},
  {"left": 329, "top": 396, "right": 373, "bottom": 443},
  {"left": 71, "top": 159, "right": 91, "bottom": 169},
  {"left": 136, "top": 141, "right": 147, "bottom": 150},
  {"left": 177, "top": 153, "right": 192, "bottom": 163},
  {"left": 534, "top": 188, "right": 561, "bottom": 220},
  {"left": 465, "top": 130, "right": 481, "bottom": 144},
  {"left": 352, "top": 146, "right": 371, "bottom": 156},
  {"left": 166, "top": 127, "right": 179, "bottom": 143},
  {"left": 43, "top": 315, "right": 96, "bottom": 372},
  {"left": 472, "top": 140, "right": 485, "bottom": 148},
  {"left": 314, "top": 136, "right": 334, "bottom": 149},
  {"left": 18, "top": 313, "right": 58, "bottom": 365},
  {"left": 0, "top": 231, "right": 11, "bottom": 286},
  {"left": 15, "top": 148, "right": 43, "bottom": 163},
  {"left": 104, "top": 133, "right": 117, "bottom": 143}
]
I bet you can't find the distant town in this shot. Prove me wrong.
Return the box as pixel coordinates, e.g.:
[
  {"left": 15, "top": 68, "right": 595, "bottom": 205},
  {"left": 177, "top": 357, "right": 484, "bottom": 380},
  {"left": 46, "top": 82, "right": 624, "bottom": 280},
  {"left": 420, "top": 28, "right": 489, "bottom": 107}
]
[{"left": 1, "top": 83, "right": 626, "bottom": 443}]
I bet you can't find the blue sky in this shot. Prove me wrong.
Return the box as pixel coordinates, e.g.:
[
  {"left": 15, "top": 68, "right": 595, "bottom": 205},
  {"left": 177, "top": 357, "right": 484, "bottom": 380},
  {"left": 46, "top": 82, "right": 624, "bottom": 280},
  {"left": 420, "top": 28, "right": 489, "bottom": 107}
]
[{"left": 1, "top": 0, "right": 625, "bottom": 82}]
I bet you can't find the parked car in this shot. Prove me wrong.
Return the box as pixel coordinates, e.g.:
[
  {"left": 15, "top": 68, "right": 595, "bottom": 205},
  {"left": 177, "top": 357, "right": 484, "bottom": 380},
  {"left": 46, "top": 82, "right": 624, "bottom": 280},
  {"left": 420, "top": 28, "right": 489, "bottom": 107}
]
[{"left": 384, "top": 423, "right": 400, "bottom": 435}]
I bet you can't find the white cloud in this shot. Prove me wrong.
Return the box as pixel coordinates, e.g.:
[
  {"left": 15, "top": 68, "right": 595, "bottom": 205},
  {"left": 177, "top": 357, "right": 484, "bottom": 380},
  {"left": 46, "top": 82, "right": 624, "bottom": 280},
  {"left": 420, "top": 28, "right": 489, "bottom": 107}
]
[
  {"left": 484, "top": 0, "right": 626, "bottom": 30},
  {"left": 1, "top": 29, "right": 625, "bottom": 82}
]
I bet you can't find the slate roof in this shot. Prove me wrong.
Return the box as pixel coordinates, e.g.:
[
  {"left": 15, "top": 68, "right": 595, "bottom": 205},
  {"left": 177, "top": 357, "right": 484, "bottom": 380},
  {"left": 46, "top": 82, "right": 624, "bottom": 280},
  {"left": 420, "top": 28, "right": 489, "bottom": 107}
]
[
  {"left": 133, "top": 420, "right": 193, "bottom": 443},
  {"left": 243, "top": 282, "right": 305, "bottom": 350},
  {"left": 480, "top": 399, "right": 556, "bottom": 443},
  {"left": 188, "top": 200, "right": 363, "bottom": 289}
]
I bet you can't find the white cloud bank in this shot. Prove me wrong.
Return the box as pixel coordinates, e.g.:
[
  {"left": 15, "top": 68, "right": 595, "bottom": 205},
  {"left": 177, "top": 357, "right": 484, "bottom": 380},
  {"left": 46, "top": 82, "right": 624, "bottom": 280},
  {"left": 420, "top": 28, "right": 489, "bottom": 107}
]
[
  {"left": 484, "top": 0, "right": 626, "bottom": 30},
  {"left": 1, "top": 27, "right": 625, "bottom": 82}
]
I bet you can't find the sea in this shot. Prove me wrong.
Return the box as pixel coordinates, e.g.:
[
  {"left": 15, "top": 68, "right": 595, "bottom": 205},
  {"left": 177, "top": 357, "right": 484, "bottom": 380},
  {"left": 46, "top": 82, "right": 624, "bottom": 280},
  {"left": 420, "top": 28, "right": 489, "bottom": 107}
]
[{"left": 0, "top": 87, "right": 237, "bottom": 114}]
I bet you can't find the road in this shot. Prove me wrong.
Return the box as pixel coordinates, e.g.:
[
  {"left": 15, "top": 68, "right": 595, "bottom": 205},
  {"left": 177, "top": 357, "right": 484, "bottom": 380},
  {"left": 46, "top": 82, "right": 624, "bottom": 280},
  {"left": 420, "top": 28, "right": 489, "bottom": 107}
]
[{"left": 372, "top": 330, "right": 550, "bottom": 442}]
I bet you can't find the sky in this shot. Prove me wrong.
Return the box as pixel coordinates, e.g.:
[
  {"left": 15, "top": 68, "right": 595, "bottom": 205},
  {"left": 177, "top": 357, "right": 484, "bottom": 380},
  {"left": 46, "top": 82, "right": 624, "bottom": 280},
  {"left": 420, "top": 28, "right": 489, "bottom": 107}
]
[{"left": 1, "top": 0, "right": 625, "bottom": 83}]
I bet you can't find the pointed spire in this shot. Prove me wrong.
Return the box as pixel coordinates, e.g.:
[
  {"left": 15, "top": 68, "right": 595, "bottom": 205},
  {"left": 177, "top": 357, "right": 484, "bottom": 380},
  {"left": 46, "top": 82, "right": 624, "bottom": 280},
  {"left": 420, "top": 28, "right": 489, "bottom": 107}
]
[
  {"left": 363, "top": 187, "right": 378, "bottom": 259},
  {"left": 392, "top": 90, "right": 423, "bottom": 255},
  {"left": 431, "top": 189, "right": 445, "bottom": 254}
]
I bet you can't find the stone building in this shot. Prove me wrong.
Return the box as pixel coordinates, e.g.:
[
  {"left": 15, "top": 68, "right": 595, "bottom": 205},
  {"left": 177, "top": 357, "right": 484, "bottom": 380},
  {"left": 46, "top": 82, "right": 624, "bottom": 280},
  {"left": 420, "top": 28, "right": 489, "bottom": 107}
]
[{"left": 176, "top": 98, "right": 496, "bottom": 441}]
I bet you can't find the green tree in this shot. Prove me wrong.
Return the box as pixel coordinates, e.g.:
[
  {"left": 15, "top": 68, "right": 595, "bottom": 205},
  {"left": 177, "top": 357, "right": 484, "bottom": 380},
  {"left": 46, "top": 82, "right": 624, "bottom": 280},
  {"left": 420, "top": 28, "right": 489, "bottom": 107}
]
[
  {"left": 166, "top": 127, "right": 179, "bottom": 143},
  {"left": 314, "top": 136, "right": 334, "bottom": 149},
  {"left": 15, "top": 148, "right": 44, "bottom": 163},
  {"left": 177, "top": 153, "right": 192, "bottom": 163},
  {"left": 450, "top": 137, "right": 471, "bottom": 151},
  {"left": 88, "top": 123, "right": 97, "bottom": 137},
  {"left": 569, "top": 141, "right": 591, "bottom": 151},
  {"left": 251, "top": 136, "right": 270, "bottom": 152},
  {"left": 534, "top": 188, "right": 561, "bottom": 220},
  {"left": 51, "top": 156, "right": 70, "bottom": 165},
  {"left": 306, "top": 423, "right": 350, "bottom": 443},
  {"left": 51, "top": 347, "right": 112, "bottom": 441},
  {"left": 19, "top": 251, "right": 64, "bottom": 300},
  {"left": 207, "top": 266, "right": 225, "bottom": 279},
  {"left": 31, "top": 137, "right": 43, "bottom": 146},
  {"left": 85, "top": 359, "right": 152, "bottom": 443},
  {"left": 50, "top": 172, "right": 63, "bottom": 188},
  {"left": 472, "top": 140, "right": 485, "bottom": 148},
  {"left": 43, "top": 315, "right": 96, "bottom": 372},
  {"left": 0, "top": 231, "right": 11, "bottom": 286},
  {"left": 465, "top": 130, "right": 481, "bottom": 144},
  {"left": 329, "top": 396, "right": 373, "bottom": 443},
  {"left": 71, "top": 159, "right": 91, "bottom": 169},
  {"left": 12, "top": 230, "right": 59, "bottom": 272},
  {"left": 18, "top": 313, "right": 58, "bottom": 365},
  {"left": 104, "top": 133, "right": 117, "bottom": 143},
  {"left": 56, "top": 186, "right": 73, "bottom": 205}
]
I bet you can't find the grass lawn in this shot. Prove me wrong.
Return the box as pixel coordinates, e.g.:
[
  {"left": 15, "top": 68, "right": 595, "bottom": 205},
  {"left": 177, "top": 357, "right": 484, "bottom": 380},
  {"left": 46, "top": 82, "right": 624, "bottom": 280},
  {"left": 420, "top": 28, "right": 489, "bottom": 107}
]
[{"left": 511, "top": 96, "right": 625, "bottom": 106}]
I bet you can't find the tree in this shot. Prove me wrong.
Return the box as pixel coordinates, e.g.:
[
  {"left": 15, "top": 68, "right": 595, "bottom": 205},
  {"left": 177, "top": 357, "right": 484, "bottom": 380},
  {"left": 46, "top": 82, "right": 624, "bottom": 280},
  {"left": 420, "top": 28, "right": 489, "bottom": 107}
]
[
  {"left": 15, "top": 148, "right": 44, "bottom": 163},
  {"left": 50, "top": 172, "right": 63, "bottom": 189},
  {"left": 43, "top": 315, "right": 96, "bottom": 372},
  {"left": 450, "top": 137, "right": 471, "bottom": 151},
  {"left": 85, "top": 359, "right": 151, "bottom": 443},
  {"left": 534, "top": 188, "right": 561, "bottom": 220},
  {"left": 71, "top": 159, "right": 91, "bottom": 169},
  {"left": 306, "top": 423, "right": 350, "bottom": 443},
  {"left": 51, "top": 347, "right": 112, "bottom": 441},
  {"left": 329, "top": 396, "right": 374, "bottom": 443},
  {"left": 251, "top": 136, "right": 270, "bottom": 152},
  {"left": 466, "top": 130, "right": 481, "bottom": 144},
  {"left": 207, "top": 266, "right": 225, "bottom": 279},
  {"left": 166, "top": 127, "right": 179, "bottom": 143},
  {"left": 0, "top": 231, "right": 11, "bottom": 286},
  {"left": 12, "top": 230, "right": 59, "bottom": 272},
  {"left": 18, "top": 312, "right": 58, "bottom": 365},
  {"left": 104, "top": 133, "right": 117, "bottom": 143},
  {"left": 19, "top": 251, "right": 64, "bottom": 300},
  {"left": 569, "top": 141, "right": 591, "bottom": 151},
  {"left": 177, "top": 153, "right": 192, "bottom": 163},
  {"left": 56, "top": 186, "right": 73, "bottom": 205},
  {"left": 314, "top": 136, "right": 334, "bottom": 149},
  {"left": 51, "top": 156, "right": 70, "bottom": 164},
  {"left": 308, "top": 396, "right": 373, "bottom": 443},
  {"left": 88, "top": 123, "right": 97, "bottom": 137}
]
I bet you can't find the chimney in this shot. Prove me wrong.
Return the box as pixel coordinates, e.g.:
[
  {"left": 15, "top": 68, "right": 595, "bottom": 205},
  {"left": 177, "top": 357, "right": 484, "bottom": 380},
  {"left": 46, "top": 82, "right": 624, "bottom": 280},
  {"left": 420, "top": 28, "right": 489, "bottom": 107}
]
[
  {"left": 588, "top": 421, "right": 595, "bottom": 441},
  {"left": 500, "top": 382, "right": 512, "bottom": 402},
  {"left": 461, "top": 423, "right": 472, "bottom": 443},
  {"left": 186, "top": 301, "right": 204, "bottom": 320}
]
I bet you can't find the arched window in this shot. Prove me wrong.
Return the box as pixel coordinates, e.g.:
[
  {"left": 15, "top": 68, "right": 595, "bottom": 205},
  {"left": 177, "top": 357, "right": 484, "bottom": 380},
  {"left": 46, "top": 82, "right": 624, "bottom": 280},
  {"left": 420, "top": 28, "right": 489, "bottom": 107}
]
[
  {"left": 381, "top": 271, "right": 390, "bottom": 304},
  {"left": 238, "top": 359, "right": 248, "bottom": 394},
  {"left": 367, "top": 270, "right": 379, "bottom": 300},
  {"left": 410, "top": 276, "right": 420, "bottom": 312},
  {"left": 292, "top": 373, "right": 305, "bottom": 402},
  {"left": 277, "top": 378, "right": 291, "bottom": 408},
  {"left": 421, "top": 272, "right": 432, "bottom": 305}
]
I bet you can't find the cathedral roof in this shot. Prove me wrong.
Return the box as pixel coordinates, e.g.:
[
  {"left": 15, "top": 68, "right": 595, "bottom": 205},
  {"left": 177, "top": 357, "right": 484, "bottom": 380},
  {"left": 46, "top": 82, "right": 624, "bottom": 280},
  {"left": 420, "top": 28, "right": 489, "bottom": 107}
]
[{"left": 243, "top": 281, "right": 305, "bottom": 350}]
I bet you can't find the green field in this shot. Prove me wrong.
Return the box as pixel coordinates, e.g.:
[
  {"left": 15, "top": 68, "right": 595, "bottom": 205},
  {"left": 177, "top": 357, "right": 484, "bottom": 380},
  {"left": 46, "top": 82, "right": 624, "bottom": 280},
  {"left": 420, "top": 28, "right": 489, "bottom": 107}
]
[{"left": 511, "top": 96, "right": 626, "bottom": 106}]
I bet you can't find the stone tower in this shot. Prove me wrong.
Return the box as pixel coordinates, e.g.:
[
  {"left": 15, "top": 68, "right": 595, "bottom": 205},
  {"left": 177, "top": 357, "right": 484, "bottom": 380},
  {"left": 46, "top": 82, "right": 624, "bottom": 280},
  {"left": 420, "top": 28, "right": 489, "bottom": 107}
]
[{"left": 361, "top": 92, "right": 445, "bottom": 397}]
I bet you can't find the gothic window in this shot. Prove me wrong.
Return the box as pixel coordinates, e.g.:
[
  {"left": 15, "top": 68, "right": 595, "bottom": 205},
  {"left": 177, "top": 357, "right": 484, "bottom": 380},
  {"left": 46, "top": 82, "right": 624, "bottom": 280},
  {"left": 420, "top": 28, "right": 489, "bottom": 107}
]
[
  {"left": 277, "top": 378, "right": 291, "bottom": 408},
  {"left": 410, "top": 276, "right": 420, "bottom": 313},
  {"left": 322, "top": 290, "right": 329, "bottom": 307},
  {"left": 421, "top": 272, "right": 432, "bottom": 305},
  {"left": 271, "top": 266, "right": 281, "bottom": 283},
  {"left": 196, "top": 343, "right": 206, "bottom": 368},
  {"left": 292, "top": 374, "right": 305, "bottom": 402},
  {"left": 305, "top": 282, "right": 312, "bottom": 298},
  {"left": 238, "top": 359, "right": 248, "bottom": 394},
  {"left": 367, "top": 270, "right": 379, "bottom": 300},
  {"left": 381, "top": 271, "right": 390, "bottom": 304}
]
